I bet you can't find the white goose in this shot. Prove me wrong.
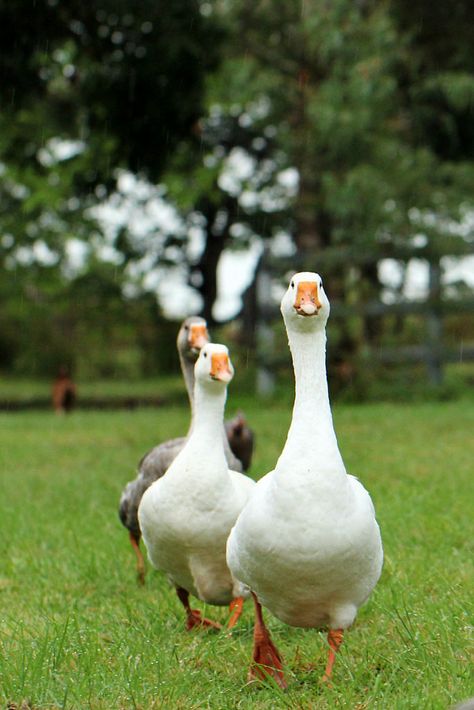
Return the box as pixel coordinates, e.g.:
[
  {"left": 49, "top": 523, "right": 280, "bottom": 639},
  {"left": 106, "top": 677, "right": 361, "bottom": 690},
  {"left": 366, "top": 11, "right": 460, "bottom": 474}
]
[
  {"left": 138, "top": 344, "right": 255, "bottom": 630},
  {"left": 227, "top": 272, "right": 383, "bottom": 686},
  {"left": 119, "top": 317, "right": 246, "bottom": 583}
]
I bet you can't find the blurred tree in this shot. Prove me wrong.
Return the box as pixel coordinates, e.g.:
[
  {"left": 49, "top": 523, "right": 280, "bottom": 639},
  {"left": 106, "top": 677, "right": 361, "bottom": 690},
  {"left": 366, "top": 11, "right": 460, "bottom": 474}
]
[
  {"left": 392, "top": 0, "right": 474, "bottom": 162},
  {"left": 89, "top": 102, "right": 295, "bottom": 327},
  {"left": 0, "top": 255, "right": 176, "bottom": 377},
  {"left": 0, "top": 0, "right": 223, "bottom": 265},
  {"left": 165, "top": 108, "right": 293, "bottom": 324},
  {"left": 0, "top": 0, "right": 222, "bottom": 184},
  {"left": 0, "top": 0, "right": 223, "bottom": 374},
  {"left": 2, "top": 0, "right": 474, "bottom": 382},
  {"left": 214, "top": 0, "right": 474, "bottom": 374}
]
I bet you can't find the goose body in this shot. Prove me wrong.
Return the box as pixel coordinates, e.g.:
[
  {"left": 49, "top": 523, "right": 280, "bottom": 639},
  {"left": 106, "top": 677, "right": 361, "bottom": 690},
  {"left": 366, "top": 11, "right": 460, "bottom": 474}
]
[
  {"left": 138, "top": 344, "right": 255, "bottom": 626},
  {"left": 227, "top": 272, "right": 383, "bottom": 683},
  {"left": 118, "top": 317, "right": 247, "bottom": 581},
  {"left": 230, "top": 468, "right": 380, "bottom": 629}
]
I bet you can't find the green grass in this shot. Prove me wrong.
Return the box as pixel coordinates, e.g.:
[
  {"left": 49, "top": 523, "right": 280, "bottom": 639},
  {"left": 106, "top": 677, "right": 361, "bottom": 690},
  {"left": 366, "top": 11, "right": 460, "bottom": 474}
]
[{"left": 0, "top": 401, "right": 473, "bottom": 709}]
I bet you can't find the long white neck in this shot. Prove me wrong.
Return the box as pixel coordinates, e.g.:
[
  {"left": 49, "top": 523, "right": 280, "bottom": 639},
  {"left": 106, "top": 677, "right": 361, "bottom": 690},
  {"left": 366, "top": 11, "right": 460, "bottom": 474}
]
[
  {"left": 179, "top": 352, "right": 196, "bottom": 433},
  {"left": 187, "top": 381, "right": 228, "bottom": 466},
  {"left": 276, "top": 323, "right": 346, "bottom": 479}
]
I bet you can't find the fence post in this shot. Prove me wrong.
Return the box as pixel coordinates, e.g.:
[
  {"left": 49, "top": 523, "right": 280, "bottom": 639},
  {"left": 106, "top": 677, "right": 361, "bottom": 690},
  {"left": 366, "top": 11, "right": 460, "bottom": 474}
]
[
  {"left": 256, "top": 251, "right": 276, "bottom": 396},
  {"left": 426, "top": 259, "right": 443, "bottom": 386}
]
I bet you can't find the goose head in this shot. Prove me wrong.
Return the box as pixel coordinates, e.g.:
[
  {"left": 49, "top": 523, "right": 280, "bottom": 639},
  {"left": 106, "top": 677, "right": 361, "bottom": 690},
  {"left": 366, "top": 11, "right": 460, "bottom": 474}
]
[
  {"left": 280, "top": 271, "right": 329, "bottom": 331},
  {"left": 177, "top": 316, "right": 210, "bottom": 360},
  {"left": 195, "top": 343, "right": 234, "bottom": 389}
]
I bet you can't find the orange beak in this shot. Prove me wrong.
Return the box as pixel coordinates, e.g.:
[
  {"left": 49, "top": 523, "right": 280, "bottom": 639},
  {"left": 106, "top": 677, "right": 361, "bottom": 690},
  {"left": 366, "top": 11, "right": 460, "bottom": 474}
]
[
  {"left": 294, "top": 281, "right": 322, "bottom": 316},
  {"left": 189, "top": 324, "right": 209, "bottom": 351},
  {"left": 210, "top": 353, "right": 233, "bottom": 381}
]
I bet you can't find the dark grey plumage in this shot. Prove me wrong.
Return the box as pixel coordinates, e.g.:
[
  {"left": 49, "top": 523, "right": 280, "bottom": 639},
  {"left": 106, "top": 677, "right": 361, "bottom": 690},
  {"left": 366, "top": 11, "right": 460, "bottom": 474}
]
[
  {"left": 225, "top": 412, "right": 254, "bottom": 472},
  {"left": 119, "top": 436, "right": 185, "bottom": 541}
]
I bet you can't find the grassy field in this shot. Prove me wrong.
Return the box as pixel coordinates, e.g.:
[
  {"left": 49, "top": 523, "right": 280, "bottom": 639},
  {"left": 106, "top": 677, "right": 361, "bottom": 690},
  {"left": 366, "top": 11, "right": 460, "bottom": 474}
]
[{"left": 0, "top": 400, "right": 473, "bottom": 709}]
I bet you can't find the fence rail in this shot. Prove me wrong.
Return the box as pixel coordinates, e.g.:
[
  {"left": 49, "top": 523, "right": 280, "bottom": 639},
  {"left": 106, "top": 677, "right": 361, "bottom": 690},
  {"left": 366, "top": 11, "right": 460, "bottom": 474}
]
[{"left": 255, "top": 248, "right": 474, "bottom": 394}]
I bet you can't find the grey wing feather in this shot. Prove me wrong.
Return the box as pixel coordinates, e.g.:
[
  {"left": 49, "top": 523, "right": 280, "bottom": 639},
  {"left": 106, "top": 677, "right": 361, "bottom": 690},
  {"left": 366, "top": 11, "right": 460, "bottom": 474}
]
[{"left": 118, "top": 436, "right": 186, "bottom": 539}]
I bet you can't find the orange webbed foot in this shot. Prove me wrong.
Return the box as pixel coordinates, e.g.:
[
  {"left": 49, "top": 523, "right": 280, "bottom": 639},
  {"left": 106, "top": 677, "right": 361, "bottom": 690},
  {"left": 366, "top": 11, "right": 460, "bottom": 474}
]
[
  {"left": 185, "top": 608, "right": 222, "bottom": 631},
  {"left": 249, "top": 592, "right": 287, "bottom": 689},
  {"left": 176, "top": 586, "right": 222, "bottom": 631},
  {"left": 249, "top": 635, "right": 287, "bottom": 689}
]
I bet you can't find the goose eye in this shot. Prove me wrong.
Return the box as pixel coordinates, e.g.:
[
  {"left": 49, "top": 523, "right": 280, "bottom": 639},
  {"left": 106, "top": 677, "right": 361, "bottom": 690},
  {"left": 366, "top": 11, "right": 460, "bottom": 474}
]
[
  {"left": 291, "top": 281, "right": 295, "bottom": 289},
  {"left": 319, "top": 280, "right": 323, "bottom": 289},
  {"left": 203, "top": 352, "right": 208, "bottom": 358}
]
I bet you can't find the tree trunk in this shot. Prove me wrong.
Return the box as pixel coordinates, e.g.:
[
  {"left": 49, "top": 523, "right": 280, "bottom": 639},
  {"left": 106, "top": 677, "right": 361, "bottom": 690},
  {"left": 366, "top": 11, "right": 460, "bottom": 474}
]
[
  {"left": 239, "top": 252, "right": 263, "bottom": 349},
  {"left": 195, "top": 232, "right": 224, "bottom": 326},
  {"left": 192, "top": 195, "right": 239, "bottom": 326}
]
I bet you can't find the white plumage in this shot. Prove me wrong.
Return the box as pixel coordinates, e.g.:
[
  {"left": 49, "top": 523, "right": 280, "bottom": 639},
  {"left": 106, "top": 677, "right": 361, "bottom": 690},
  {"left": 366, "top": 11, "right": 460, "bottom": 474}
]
[
  {"left": 139, "top": 343, "right": 255, "bottom": 629},
  {"left": 227, "top": 271, "right": 383, "bottom": 684}
]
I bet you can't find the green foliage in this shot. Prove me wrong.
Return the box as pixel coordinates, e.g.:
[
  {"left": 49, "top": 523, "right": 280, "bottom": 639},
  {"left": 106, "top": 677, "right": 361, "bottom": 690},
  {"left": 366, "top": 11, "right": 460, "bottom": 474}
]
[
  {"left": 0, "top": 402, "right": 473, "bottom": 707},
  {"left": 0, "top": 259, "right": 179, "bottom": 378},
  {"left": 224, "top": 0, "right": 474, "bottom": 252},
  {"left": 0, "top": 0, "right": 222, "bottom": 182},
  {"left": 1, "top": 0, "right": 474, "bottom": 379},
  {"left": 0, "top": 0, "right": 225, "bottom": 366}
]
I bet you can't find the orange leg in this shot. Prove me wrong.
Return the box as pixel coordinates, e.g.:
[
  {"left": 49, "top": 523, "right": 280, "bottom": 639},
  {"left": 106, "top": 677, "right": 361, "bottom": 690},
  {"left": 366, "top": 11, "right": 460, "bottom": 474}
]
[
  {"left": 129, "top": 531, "right": 146, "bottom": 585},
  {"left": 227, "top": 596, "right": 244, "bottom": 629},
  {"left": 322, "top": 628, "right": 344, "bottom": 683},
  {"left": 176, "top": 587, "right": 222, "bottom": 631},
  {"left": 249, "top": 592, "right": 287, "bottom": 689}
]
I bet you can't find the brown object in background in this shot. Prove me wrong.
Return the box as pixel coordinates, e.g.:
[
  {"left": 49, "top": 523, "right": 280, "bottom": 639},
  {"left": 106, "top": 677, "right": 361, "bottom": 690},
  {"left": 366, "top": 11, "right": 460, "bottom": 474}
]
[
  {"left": 225, "top": 411, "right": 254, "bottom": 472},
  {"left": 52, "top": 367, "right": 76, "bottom": 414}
]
